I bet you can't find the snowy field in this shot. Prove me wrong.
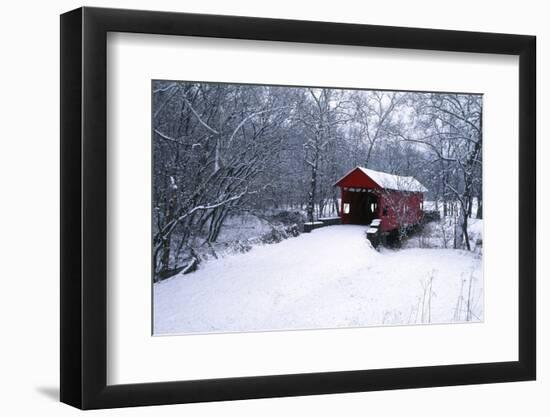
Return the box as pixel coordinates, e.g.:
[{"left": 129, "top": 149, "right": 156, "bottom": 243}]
[{"left": 154, "top": 225, "right": 483, "bottom": 335}]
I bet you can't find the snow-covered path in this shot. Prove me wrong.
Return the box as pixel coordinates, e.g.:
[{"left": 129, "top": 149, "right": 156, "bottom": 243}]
[{"left": 154, "top": 225, "right": 483, "bottom": 334}]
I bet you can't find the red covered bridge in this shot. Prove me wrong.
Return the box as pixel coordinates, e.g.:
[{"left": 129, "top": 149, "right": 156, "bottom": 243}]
[{"left": 334, "top": 167, "right": 427, "bottom": 234}]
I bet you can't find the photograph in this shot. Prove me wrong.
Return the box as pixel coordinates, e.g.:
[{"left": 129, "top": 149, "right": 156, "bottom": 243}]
[
  {"left": 152, "top": 81, "right": 484, "bottom": 335},
  {"left": 0, "top": 0, "right": 540, "bottom": 413}
]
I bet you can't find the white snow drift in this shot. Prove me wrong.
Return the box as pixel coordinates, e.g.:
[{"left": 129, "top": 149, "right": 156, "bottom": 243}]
[{"left": 154, "top": 225, "right": 483, "bottom": 335}]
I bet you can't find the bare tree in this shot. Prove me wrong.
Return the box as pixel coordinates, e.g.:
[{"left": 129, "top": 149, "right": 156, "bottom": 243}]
[
  {"left": 294, "top": 88, "right": 351, "bottom": 222},
  {"left": 399, "top": 93, "right": 482, "bottom": 250}
]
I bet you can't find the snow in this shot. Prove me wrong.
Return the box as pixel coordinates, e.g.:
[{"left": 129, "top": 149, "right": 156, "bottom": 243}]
[
  {"left": 403, "top": 216, "right": 483, "bottom": 253},
  {"left": 467, "top": 218, "right": 483, "bottom": 243},
  {"left": 358, "top": 167, "right": 428, "bottom": 193},
  {"left": 154, "top": 225, "right": 483, "bottom": 335}
]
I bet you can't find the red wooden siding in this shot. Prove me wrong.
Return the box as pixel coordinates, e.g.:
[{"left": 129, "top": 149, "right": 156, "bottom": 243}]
[{"left": 377, "top": 190, "right": 423, "bottom": 232}]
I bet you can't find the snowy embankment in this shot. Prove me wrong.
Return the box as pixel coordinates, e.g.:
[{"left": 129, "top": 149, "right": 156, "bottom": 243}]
[
  {"left": 154, "top": 225, "right": 483, "bottom": 335},
  {"left": 404, "top": 216, "right": 483, "bottom": 252}
]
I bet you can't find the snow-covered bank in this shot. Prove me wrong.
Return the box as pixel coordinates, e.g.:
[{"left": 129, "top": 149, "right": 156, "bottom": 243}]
[
  {"left": 404, "top": 217, "right": 483, "bottom": 252},
  {"left": 154, "top": 225, "right": 483, "bottom": 335}
]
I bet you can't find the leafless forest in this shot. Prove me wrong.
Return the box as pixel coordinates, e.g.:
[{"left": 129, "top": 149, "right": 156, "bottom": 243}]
[{"left": 152, "top": 81, "right": 482, "bottom": 282}]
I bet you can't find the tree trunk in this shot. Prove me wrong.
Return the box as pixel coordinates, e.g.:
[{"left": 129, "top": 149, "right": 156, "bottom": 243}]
[
  {"left": 333, "top": 195, "right": 340, "bottom": 216},
  {"left": 461, "top": 207, "right": 471, "bottom": 251},
  {"left": 159, "top": 236, "right": 171, "bottom": 277},
  {"left": 306, "top": 149, "right": 319, "bottom": 223},
  {"left": 476, "top": 191, "right": 483, "bottom": 219},
  {"left": 158, "top": 183, "right": 178, "bottom": 277}
]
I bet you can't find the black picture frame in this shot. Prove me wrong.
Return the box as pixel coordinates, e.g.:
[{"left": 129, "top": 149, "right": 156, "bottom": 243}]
[{"left": 60, "top": 6, "right": 536, "bottom": 410}]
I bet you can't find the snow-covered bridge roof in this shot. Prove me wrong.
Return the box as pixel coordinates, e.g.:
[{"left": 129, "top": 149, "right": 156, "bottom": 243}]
[{"left": 334, "top": 166, "right": 428, "bottom": 193}]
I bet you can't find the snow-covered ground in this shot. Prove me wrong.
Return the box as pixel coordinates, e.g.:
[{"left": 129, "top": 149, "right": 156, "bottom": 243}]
[
  {"left": 404, "top": 217, "right": 483, "bottom": 252},
  {"left": 154, "top": 225, "right": 483, "bottom": 335}
]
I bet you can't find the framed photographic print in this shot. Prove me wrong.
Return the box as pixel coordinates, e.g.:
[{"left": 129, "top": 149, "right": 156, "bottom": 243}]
[{"left": 60, "top": 6, "right": 536, "bottom": 409}]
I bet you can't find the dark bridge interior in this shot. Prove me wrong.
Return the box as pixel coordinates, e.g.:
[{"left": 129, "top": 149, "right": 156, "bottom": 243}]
[{"left": 346, "top": 190, "right": 378, "bottom": 225}]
